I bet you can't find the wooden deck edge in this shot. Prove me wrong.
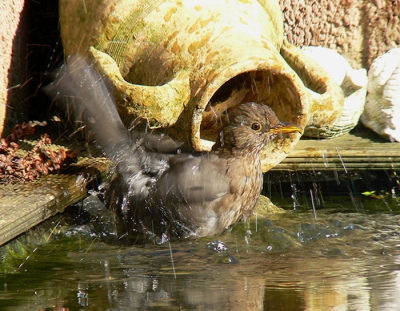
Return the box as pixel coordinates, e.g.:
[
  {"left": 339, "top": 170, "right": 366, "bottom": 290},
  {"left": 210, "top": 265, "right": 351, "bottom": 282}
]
[
  {"left": 273, "top": 133, "right": 400, "bottom": 171},
  {"left": 0, "top": 158, "right": 112, "bottom": 246}
]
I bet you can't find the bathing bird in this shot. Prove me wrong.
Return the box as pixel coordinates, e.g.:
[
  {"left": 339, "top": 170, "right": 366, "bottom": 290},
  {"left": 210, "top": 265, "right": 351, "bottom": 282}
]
[{"left": 46, "top": 55, "right": 302, "bottom": 241}]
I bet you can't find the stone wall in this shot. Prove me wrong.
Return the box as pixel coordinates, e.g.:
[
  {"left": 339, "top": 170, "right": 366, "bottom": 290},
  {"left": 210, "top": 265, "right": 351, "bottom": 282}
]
[{"left": 280, "top": 0, "right": 400, "bottom": 69}]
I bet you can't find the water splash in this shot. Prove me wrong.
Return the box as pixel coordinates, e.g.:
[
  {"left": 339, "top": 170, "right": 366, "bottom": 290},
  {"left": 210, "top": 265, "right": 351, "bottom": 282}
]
[{"left": 309, "top": 189, "right": 318, "bottom": 220}]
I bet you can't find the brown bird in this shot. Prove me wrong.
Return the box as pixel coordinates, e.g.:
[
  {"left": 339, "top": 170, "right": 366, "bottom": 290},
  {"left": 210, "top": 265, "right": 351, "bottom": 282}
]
[{"left": 46, "top": 56, "right": 302, "bottom": 242}]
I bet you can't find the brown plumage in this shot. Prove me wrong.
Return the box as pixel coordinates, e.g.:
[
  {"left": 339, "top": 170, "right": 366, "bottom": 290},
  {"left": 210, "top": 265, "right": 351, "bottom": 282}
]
[{"left": 46, "top": 56, "right": 302, "bottom": 241}]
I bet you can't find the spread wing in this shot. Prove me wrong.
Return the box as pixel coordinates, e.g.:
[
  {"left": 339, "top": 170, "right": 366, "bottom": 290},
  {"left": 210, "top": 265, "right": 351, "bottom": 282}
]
[{"left": 45, "top": 55, "right": 161, "bottom": 198}]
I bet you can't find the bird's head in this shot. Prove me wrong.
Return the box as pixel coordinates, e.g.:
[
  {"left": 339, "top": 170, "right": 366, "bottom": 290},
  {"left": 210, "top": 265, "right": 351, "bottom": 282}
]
[{"left": 214, "top": 102, "right": 302, "bottom": 157}]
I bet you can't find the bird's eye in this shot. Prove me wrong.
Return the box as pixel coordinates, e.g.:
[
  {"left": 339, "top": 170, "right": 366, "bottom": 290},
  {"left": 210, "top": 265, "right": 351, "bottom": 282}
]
[{"left": 251, "top": 122, "right": 262, "bottom": 131}]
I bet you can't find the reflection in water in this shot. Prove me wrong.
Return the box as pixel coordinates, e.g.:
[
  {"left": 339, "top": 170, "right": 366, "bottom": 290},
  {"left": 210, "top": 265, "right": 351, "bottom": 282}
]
[{"left": 1, "top": 207, "right": 400, "bottom": 310}]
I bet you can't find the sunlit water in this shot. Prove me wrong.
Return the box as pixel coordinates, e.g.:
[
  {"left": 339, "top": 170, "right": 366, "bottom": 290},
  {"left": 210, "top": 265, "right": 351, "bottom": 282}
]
[{"left": 2, "top": 172, "right": 400, "bottom": 310}]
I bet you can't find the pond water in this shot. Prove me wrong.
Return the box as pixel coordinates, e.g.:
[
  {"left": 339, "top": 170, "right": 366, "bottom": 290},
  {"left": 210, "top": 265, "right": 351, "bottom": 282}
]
[{"left": 1, "top": 171, "right": 400, "bottom": 310}]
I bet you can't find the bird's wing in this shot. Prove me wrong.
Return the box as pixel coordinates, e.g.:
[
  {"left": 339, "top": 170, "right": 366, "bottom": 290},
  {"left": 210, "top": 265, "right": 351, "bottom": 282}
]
[
  {"left": 134, "top": 133, "right": 189, "bottom": 154},
  {"left": 143, "top": 153, "right": 232, "bottom": 236},
  {"left": 155, "top": 153, "right": 231, "bottom": 206},
  {"left": 45, "top": 55, "right": 132, "bottom": 158},
  {"left": 44, "top": 55, "right": 149, "bottom": 195}
]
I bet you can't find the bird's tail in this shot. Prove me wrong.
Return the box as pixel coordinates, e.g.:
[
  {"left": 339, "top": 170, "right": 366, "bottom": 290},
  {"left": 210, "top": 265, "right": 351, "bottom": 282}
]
[{"left": 44, "top": 55, "right": 143, "bottom": 184}]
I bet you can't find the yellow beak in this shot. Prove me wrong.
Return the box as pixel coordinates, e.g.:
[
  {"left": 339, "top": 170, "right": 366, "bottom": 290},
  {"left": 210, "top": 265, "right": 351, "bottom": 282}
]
[{"left": 269, "top": 124, "right": 303, "bottom": 135}]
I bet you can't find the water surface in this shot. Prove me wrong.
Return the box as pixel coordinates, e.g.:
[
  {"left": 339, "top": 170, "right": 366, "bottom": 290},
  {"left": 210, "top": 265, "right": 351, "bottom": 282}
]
[{"left": 2, "top": 171, "right": 400, "bottom": 310}]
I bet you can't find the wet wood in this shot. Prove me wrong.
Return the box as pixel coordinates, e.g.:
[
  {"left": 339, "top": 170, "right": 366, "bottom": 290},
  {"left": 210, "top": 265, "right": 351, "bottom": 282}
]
[
  {"left": 0, "top": 156, "right": 111, "bottom": 246},
  {"left": 274, "top": 130, "right": 400, "bottom": 171}
]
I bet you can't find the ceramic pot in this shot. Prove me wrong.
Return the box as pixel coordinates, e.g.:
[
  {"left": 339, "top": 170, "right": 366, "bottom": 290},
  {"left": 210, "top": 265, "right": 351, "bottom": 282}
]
[
  {"left": 301, "top": 46, "right": 368, "bottom": 138},
  {"left": 59, "top": 0, "right": 344, "bottom": 171}
]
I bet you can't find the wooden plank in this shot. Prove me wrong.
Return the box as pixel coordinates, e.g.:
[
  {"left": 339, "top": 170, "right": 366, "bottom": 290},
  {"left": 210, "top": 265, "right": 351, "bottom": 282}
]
[
  {"left": 0, "top": 157, "right": 111, "bottom": 246},
  {"left": 274, "top": 131, "right": 400, "bottom": 171}
]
